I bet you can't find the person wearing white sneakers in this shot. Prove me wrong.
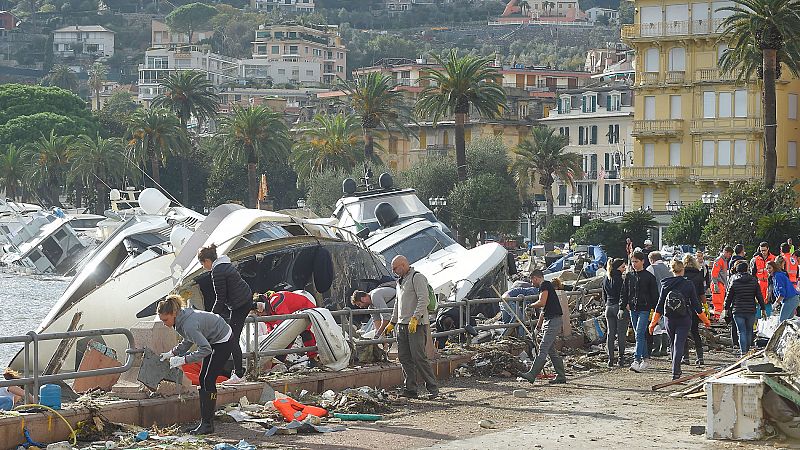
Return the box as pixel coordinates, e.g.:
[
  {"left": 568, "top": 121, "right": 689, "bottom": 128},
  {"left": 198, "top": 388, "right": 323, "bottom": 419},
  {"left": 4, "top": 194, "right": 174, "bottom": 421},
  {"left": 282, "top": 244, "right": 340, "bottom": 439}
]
[{"left": 619, "top": 251, "right": 659, "bottom": 373}]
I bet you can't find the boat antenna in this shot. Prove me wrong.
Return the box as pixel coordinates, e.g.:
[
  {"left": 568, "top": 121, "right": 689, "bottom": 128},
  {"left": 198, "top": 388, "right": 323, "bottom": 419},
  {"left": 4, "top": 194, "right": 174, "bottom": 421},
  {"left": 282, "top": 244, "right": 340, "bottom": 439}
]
[{"left": 122, "top": 149, "right": 185, "bottom": 208}]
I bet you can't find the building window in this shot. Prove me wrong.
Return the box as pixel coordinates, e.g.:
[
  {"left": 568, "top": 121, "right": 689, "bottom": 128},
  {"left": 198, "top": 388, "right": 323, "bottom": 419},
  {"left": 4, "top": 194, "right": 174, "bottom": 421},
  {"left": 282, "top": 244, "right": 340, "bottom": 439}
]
[
  {"left": 718, "top": 140, "right": 731, "bottom": 165},
  {"left": 590, "top": 125, "right": 598, "bottom": 144},
  {"left": 644, "top": 47, "right": 659, "bottom": 72},
  {"left": 578, "top": 126, "right": 585, "bottom": 145},
  {"left": 337, "top": 65, "right": 344, "bottom": 73},
  {"left": 559, "top": 126, "right": 570, "bottom": 138},
  {"left": 604, "top": 184, "right": 622, "bottom": 206},
  {"left": 734, "top": 140, "right": 747, "bottom": 165},
  {"left": 644, "top": 143, "right": 655, "bottom": 167},
  {"left": 735, "top": 90, "right": 748, "bottom": 118},
  {"left": 271, "top": 45, "right": 279, "bottom": 54},
  {"left": 607, "top": 124, "right": 619, "bottom": 144},
  {"left": 719, "top": 92, "right": 732, "bottom": 118},
  {"left": 717, "top": 43, "right": 728, "bottom": 66},
  {"left": 306, "top": 70, "right": 314, "bottom": 76},
  {"left": 643, "top": 187, "right": 654, "bottom": 209},
  {"left": 668, "top": 47, "right": 685, "bottom": 71},
  {"left": 644, "top": 96, "right": 656, "bottom": 120},
  {"left": 703, "top": 92, "right": 716, "bottom": 118},
  {"left": 790, "top": 94, "right": 798, "bottom": 120},
  {"left": 278, "top": 68, "right": 285, "bottom": 74},
  {"left": 702, "top": 140, "right": 715, "bottom": 166},
  {"left": 669, "top": 142, "right": 681, "bottom": 166},
  {"left": 670, "top": 95, "right": 682, "bottom": 120},
  {"left": 669, "top": 187, "right": 680, "bottom": 203},
  {"left": 558, "top": 184, "right": 567, "bottom": 206},
  {"left": 257, "top": 45, "right": 267, "bottom": 54},
  {"left": 790, "top": 141, "right": 798, "bottom": 167}
]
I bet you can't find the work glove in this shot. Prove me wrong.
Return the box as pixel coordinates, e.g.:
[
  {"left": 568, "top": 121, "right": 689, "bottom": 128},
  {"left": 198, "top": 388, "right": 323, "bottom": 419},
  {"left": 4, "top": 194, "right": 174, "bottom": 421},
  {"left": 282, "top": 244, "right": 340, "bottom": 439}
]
[
  {"left": 698, "top": 312, "right": 711, "bottom": 328},
  {"left": 256, "top": 302, "right": 265, "bottom": 313},
  {"left": 617, "top": 309, "right": 625, "bottom": 320},
  {"left": 384, "top": 323, "right": 394, "bottom": 335},
  {"left": 648, "top": 312, "right": 662, "bottom": 335},
  {"left": 159, "top": 351, "right": 173, "bottom": 362},
  {"left": 408, "top": 316, "right": 418, "bottom": 334},
  {"left": 169, "top": 356, "right": 186, "bottom": 369}
]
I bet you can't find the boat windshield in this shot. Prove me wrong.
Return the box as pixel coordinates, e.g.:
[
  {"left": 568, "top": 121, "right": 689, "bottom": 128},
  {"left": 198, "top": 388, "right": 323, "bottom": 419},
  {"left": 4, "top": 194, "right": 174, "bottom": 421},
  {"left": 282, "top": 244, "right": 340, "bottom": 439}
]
[
  {"left": 230, "top": 222, "right": 292, "bottom": 251},
  {"left": 339, "top": 194, "right": 432, "bottom": 230},
  {"left": 379, "top": 226, "right": 456, "bottom": 266}
]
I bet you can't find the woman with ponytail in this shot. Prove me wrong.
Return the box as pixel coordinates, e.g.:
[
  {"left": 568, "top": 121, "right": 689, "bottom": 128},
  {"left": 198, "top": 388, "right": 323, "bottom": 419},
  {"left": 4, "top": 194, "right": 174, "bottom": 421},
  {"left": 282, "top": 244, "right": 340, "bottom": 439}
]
[{"left": 603, "top": 258, "right": 628, "bottom": 368}]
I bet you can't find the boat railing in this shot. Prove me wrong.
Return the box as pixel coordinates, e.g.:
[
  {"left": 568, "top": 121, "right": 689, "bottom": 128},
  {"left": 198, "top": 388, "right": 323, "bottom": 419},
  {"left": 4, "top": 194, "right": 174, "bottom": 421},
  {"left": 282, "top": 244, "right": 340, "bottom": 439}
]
[
  {"left": 243, "top": 288, "right": 602, "bottom": 375},
  {"left": 0, "top": 328, "right": 142, "bottom": 403}
]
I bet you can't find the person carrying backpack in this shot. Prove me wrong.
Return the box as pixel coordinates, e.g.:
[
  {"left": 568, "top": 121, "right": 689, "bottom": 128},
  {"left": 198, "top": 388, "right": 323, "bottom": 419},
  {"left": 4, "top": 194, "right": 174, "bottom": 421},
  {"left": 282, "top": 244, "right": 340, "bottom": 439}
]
[{"left": 649, "top": 260, "right": 711, "bottom": 380}]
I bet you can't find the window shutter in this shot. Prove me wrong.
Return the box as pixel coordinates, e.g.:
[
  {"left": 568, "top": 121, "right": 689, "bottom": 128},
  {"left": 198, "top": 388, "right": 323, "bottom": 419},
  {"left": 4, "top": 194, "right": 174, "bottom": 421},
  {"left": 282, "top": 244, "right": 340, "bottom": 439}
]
[
  {"left": 592, "top": 96, "right": 596, "bottom": 112},
  {"left": 557, "top": 98, "right": 562, "bottom": 113},
  {"left": 582, "top": 96, "right": 586, "bottom": 112},
  {"left": 608, "top": 125, "right": 613, "bottom": 144},
  {"left": 578, "top": 127, "right": 584, "bottom": 145},
  {"left": 607, "top": 95, "right": 612, "bottom": 111},
  {"left": 591, "top": 126, "right": 598, "bottom": 144}
]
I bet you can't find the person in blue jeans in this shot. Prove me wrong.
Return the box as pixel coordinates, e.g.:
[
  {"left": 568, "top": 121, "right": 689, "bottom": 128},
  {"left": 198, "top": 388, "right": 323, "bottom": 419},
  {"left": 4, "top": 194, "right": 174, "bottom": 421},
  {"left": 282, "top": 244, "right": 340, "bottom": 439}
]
[
  {"left": 649, "top": 260, "right": 712, "bottom": 380},
  {"left": 619, "top": 251, "right": 659, "bottom": 373},
  {"left": 723, "top": 260, "right": 766, "bottom": 356},
  {"left": 769, "top": 260, "right": 800, "bottom": 322}
]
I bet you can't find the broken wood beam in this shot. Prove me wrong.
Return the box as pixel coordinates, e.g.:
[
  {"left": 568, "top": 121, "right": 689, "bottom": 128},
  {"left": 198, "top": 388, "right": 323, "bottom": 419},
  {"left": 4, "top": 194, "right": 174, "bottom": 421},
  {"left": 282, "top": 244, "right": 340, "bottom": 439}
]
[
  {"left": 42, "top": 312, "right": 82, "bottom": 375},
  {"left": 652, "top": 367, "right": 720, "bottom": 391}
]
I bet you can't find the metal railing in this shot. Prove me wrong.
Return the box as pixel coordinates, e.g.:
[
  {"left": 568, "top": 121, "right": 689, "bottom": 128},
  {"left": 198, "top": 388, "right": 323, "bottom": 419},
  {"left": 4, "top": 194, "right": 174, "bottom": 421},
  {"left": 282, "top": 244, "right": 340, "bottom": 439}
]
[
  {"left": 0, "top": 328, "right": 141, "bottom": 403},
  {"left": 242, "top": 288, "right": 602, "bottom": 375},
  {"left": 632, "top": 119, "right": 684, "bottom": 137}
]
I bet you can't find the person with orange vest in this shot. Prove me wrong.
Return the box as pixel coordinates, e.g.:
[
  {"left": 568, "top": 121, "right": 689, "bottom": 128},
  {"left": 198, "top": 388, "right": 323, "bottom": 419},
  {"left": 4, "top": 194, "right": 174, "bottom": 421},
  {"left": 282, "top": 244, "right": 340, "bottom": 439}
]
[
  {"left": 781, "top": 243, "right": 799, "bottom": 285},
  {"left": 256, "top": 290, "right": 318, "bottom": 361},
  {"left": 750, "top": 242, "right": 776, "bottom": 316},
  {"left": 711, "top": 246, "right": 733, "bottom": 318}
]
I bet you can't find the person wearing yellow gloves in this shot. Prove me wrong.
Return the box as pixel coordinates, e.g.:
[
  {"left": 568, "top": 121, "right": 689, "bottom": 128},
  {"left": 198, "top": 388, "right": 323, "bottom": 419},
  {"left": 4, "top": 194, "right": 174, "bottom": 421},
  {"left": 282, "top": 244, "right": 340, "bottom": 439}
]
[
  {"left": 386, "top": 255, "right": 438, "bottom": 399},
  {"left": 648, "top": 260, "right": 711, "bottom": 381}
]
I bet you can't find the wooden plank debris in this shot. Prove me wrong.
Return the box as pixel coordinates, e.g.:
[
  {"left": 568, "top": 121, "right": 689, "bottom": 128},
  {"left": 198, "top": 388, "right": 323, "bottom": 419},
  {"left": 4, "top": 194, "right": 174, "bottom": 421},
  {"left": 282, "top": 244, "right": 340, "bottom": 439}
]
[{"left": 651, "top": 367, "right": 719, "bottom": 391}]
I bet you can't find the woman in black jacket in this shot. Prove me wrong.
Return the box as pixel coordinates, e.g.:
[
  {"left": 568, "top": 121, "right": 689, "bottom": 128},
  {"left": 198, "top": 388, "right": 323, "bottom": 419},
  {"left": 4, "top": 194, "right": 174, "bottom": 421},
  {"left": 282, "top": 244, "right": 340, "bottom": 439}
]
[
  {"left": 198, "top": 244, "right": 253, "bottom": 382},
  {"left": 682, "top": 254, "right": 706, "bottom": 366},
  {"left": 724, "top": 260, "right": 766, "bottom": 356},
  {"left": 603, "top": 258, "right": 628, "bottom": 368}
]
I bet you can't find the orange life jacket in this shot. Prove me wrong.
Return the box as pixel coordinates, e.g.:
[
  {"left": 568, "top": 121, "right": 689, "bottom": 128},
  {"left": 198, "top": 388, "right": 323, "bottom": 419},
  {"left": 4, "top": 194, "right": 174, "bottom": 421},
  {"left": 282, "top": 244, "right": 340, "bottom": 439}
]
[
  {"left": 273, "top": 397, "right": 328, "bottom": 422},
  {"left": 752, "top": 253, "right": 775, "bottom": 284},
  {"left": 782, "top": 252, "right": 799, "bottom": 283}
]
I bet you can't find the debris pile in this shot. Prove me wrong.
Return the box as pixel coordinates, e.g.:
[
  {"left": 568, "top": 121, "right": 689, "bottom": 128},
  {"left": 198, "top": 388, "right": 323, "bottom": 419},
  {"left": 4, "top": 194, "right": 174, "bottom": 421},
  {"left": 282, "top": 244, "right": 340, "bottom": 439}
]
[
  {"left": 455, "top": 349, "right": 528, "bottom": 378},
  {"left": 319, "top": 387, "right": 394, "bottom": 414}
]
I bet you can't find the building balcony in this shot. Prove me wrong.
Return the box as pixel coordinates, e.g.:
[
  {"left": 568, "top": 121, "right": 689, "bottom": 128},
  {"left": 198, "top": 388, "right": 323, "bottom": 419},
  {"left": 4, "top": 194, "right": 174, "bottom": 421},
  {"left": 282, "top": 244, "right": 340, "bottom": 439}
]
[
  {"left": 621, "top": 166, "right": 689, "bottom": 182},
  {"left": 622, "top": 19, "right": 725, "bottom": 41},
  {"left": 695, "top": 68, "right": 738, "bottom": 83},
  {"left": 632, "top": 119, "right": 684, "bottom": 137},
  {"left": 412, "top": 144, "right": 454, "bottom": 158},
  {"left": 638, "top": 72, "right": 659, "bottom": 86},
  {"left": 689, "top": 117, "right": 763, "bottom": 134},
  {"left": 665, "top": 71, "right": 686, "bottom": 84},
  {"left": 689, "top": 165, "right": 763, "bottom": 181}
]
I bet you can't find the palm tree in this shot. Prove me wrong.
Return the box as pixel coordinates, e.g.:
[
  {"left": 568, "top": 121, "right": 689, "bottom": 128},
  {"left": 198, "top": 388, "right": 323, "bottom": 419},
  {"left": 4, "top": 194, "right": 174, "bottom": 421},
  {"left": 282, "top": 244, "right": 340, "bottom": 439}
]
[
  {"left": 215, "top": 105, "right": 291, "bottom": 208},
  {"left": 43, "top": 64, "right": 79, "bottom": 93},
  {"left": 291, "top": 113, "right": 367, "bottom": 182},
  {"left": 518, "top": 0, "right": 531, "bottom": 16},
  {"left": 719, "top": 0, "right": 800, "bottom": 188},
  {"left": 152, "top": 71, "right": 220, "bottom": 205},
  {"left": 416, "top": 50, "right": 507, "bottom": 182},
  {"left": 127, "top": 108, "right": 184, "bottom": 186},
  {"left": 512, "top": 127, "right": 583, "bottom": 218},
  {"left": 70, "top": 133, "right": 129, "bottom": 214},
  {"left": 88, "top": 63, "right": 108, "bottom": 111},
  {"left": 336, "top": 72, "right": 412, "bottom": 159},
  {"left": 0, "top": 145, "right": 25, "bottom": 201},
  {"left": 22, "top": 131, "right": 74, "bottom": 206}
]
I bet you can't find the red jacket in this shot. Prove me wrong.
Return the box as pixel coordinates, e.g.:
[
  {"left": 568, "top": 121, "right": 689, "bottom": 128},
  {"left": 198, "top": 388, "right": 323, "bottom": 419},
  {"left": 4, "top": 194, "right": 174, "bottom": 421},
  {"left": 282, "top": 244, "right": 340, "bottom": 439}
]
[{"left": 265, "top": 291, "right": 316, "bottom": 332}]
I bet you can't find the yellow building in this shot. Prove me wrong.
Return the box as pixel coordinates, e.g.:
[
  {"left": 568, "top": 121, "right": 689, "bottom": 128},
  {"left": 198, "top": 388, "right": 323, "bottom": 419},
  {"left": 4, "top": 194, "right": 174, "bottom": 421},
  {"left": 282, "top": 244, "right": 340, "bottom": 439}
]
[{"left": 621, "top": 0, "right": 800, "bottom": 212}]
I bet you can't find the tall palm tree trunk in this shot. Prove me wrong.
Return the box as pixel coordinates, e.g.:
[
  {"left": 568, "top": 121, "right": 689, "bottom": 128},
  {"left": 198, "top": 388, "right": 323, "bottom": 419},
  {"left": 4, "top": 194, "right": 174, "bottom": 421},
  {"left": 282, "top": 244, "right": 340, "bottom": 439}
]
[
  {"left": 180, "top": 117, "right": 190, "bottom": 206},
  {"left": 763, "top": 48, "right": 778, "bottom": 188},
  {"left": 94, "top": 87, "right": 100, "bottom": 111},
  {"left": 150, "top": 153, "right": 161, "bottom": 186},
  {"left": 543, "top": 182, "right": 555, "bottom": 219},
  {"left": 75, "top": 184, "right": 82, "bottom": 209},
  {"left": 455, "top": 112, "right": 467, "bottom": 182},
  {"left": 247, "top": 161, "right": 258, "bottom": 209},
  {"left": 363, "top": 130, "right": 374, "bottom": 158},
  {"left": 95, "top": 180, "right": 106, "bottom": 215}
]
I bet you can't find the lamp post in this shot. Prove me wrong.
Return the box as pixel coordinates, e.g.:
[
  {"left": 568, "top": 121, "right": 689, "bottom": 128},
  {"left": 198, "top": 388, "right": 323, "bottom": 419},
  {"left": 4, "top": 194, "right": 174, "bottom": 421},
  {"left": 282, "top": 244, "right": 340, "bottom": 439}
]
[
  {"left": 521, "top": 199, "right": 540, "bottom": 244},
  {"left": 429, "top": 197, "right": 447, "bottom": 216},
  {"left": 665, "top": 201, "right": 683, "bottom": 213},
  {"left": 568, "top": 193, "right": 583, "bottom": 214},
  {"left": 701, "top": 192, "right": 718, "bottom": 214},
  {"left": 613, "top": 147, "right": 634, "bottom": 213},
  {"left": 296, "top": 198, "right": 306, "bottom": 209}
]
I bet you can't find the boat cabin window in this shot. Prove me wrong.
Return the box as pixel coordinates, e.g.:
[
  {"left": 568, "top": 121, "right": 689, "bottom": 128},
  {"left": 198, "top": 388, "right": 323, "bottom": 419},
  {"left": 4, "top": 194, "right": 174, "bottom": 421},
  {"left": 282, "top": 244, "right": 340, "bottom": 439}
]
[
  {"left": 231, "top": 222, "right": 292, "bottom": 251},
  {"left": 70, "top": 218, "right": 104, "bottom": 229},
  {"left": 379, "top": 227, "right": 456, "bottom": 267},
  {"left": 338, "top": 194, "right": 432, "bottom": 230}
]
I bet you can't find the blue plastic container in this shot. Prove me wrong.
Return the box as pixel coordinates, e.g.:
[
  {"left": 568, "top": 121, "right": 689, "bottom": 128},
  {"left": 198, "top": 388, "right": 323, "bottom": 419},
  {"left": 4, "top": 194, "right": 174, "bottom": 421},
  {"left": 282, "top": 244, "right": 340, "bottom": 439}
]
[{"left": 39, "top": 384, "right": 61, "bottom": 410}]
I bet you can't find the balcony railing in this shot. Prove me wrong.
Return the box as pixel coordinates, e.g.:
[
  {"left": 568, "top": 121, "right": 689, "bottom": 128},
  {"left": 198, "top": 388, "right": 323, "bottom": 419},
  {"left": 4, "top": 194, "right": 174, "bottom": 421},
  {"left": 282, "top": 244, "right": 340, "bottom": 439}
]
[
  {"left": 689, "top": 117, "right": 763, "bottom": 134},
  {"left": 689, "top": 165, "right": 764, "bottom": 181},
  {"left": 621, "top": 166, "right": 689, "bottom": 182},
  {"left": 639, "top": 72, "right": 659, "bottom": 86},
  {"left": 622, "top": 19, "right": 725, "bottom": 40},
  {"left": 632, "top": 119, "right": 684, "bottom": 137},
  {"left": 412, "top": 144, "right": 454, "bottom": 158},
  {"left": 695, "top": 68, "right": 738, "bottom": 83},
  {"left": 666, "top": 71, "right": 685, "bottom": 84}
]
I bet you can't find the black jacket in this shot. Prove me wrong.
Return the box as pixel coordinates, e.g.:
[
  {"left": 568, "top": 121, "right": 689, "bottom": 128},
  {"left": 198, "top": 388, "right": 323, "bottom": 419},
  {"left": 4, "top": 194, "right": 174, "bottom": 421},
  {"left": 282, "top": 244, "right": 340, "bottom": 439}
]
[
  {"left": 656, "top": 276, "right": 702, "bottom": 316},
  {"left": 210, "top": 255, "right": 253, "bottom": 314},
  {"left": 724, "top": 272, "right": 765, "bottom": 316},
  {"left": 683, "top": 267, "right": 705, "bottom": 299},
  {"left": 603, "top": 271, "right": 624, "bottom": 307},
  {"left": 620, "top": 269, "right": 659, "bottom": 312}
]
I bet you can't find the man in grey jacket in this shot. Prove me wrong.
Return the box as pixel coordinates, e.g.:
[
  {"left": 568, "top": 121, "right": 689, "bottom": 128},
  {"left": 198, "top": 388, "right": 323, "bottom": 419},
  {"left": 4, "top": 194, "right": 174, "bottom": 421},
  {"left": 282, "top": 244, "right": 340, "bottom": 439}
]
[
  {"left": 386, "top": 255, "right": 438, "bottom": 399},
  {"left": 647, "top": 251, "right": 671, "bottom": 289}
]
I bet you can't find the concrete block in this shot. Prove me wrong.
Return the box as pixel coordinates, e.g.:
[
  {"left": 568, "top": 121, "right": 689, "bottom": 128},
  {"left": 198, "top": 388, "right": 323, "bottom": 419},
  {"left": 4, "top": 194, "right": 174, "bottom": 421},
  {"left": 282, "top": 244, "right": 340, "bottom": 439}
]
[
  {"left": 73, "top": 346, "right": 123, "bottom": 393},
  {"left": 138, "top": 349, "right": 186, "bottom": 390},
  {"left": 130, "top": 320, "right": 180, "bottom": 354},
  {"left": 706, "top": 374, "right": 765, "bottom": 440}
]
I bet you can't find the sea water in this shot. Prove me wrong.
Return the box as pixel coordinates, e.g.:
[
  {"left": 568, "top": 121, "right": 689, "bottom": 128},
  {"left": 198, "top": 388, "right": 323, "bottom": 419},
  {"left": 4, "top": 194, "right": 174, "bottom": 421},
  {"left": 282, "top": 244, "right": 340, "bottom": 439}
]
[{"left": 0, "top": 272, "right": 69, "bottom": 366}]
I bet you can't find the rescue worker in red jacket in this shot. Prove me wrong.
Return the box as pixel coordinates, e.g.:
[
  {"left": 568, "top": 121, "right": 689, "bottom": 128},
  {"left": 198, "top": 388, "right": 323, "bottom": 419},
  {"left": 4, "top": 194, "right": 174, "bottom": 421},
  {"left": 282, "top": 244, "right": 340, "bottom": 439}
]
[
  {"left": 781, "top": 243, "right": 799, "bottom": 286},
  {"left": 711, "top": 246, "right": 732, "bottom": 318},
  {"left": 751, "top": 242, "right": 775, "bottom": 313},
  {"left": 256, "top": 290, "right": 318, "bottom": 361}
]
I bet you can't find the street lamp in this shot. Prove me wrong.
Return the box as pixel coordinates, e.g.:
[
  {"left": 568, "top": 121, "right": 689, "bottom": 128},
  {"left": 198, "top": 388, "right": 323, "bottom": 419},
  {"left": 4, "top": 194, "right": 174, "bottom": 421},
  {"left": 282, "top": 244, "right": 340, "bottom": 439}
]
[
  {"left": 665, "top": 201, "right": 683, "bottom": 213},
  {"left": 521, "top": 199, "right": 540, "bottom": 244},
  {"left": 568, "top": 193, "right": 583, "bottom": 214},
  {"left": 701, "top": 192, "right": 718, "bottom": 206},
  {"left": 296, "top": 198, "right": 306, "bottom": 208},
  {"left": 429, "top": 197, "right": 447, "bottom": 215}
]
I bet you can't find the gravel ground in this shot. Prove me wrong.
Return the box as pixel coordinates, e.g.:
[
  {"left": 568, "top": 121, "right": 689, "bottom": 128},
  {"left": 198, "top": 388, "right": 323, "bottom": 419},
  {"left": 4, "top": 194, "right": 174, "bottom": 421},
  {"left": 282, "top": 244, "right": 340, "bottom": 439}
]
[{"left": 204, "top": 348, "right": 796, "bottom": 450}]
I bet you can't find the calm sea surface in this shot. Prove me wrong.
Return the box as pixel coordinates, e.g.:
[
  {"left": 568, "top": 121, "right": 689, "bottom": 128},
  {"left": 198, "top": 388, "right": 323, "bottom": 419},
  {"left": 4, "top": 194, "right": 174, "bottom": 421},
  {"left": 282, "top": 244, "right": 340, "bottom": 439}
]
[{"left": 0, "top": 273, "right": 69, "bottom": 366}]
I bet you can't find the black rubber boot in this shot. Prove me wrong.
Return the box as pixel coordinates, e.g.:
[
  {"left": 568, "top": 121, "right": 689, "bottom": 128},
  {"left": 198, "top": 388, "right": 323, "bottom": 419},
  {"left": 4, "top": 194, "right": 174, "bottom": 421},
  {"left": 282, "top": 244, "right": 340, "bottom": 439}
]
[
  {"left": 190, "top": 390, "right": 215, "bottom": 435},
  {"left": 549, "top": 357, "right": 567, "bottom": 384}
]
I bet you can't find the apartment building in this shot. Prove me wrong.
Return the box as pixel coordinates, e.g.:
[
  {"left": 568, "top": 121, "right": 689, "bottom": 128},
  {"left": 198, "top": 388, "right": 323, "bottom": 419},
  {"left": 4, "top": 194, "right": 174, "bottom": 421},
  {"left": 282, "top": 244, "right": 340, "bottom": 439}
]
[
  {"left": 539, "top": 82, "right": 635, "bottom": 217},
  {"left": 150, "top": 19, "right": 213, "bottom": 48},
  {"left": 326, "top": 59, "right": 591, "bottom": 171},
  {"left": 621, "top": 0, "right": 800, "bottom": 212},
  {"left": 251, "top": 0, "right": 315, "bottom": 13},
  {"left": 53, "top": 25, "right": 115, "bottom": 59},
  {"left": 252, "top": 23, "right": 346, "bottom": 85}
]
